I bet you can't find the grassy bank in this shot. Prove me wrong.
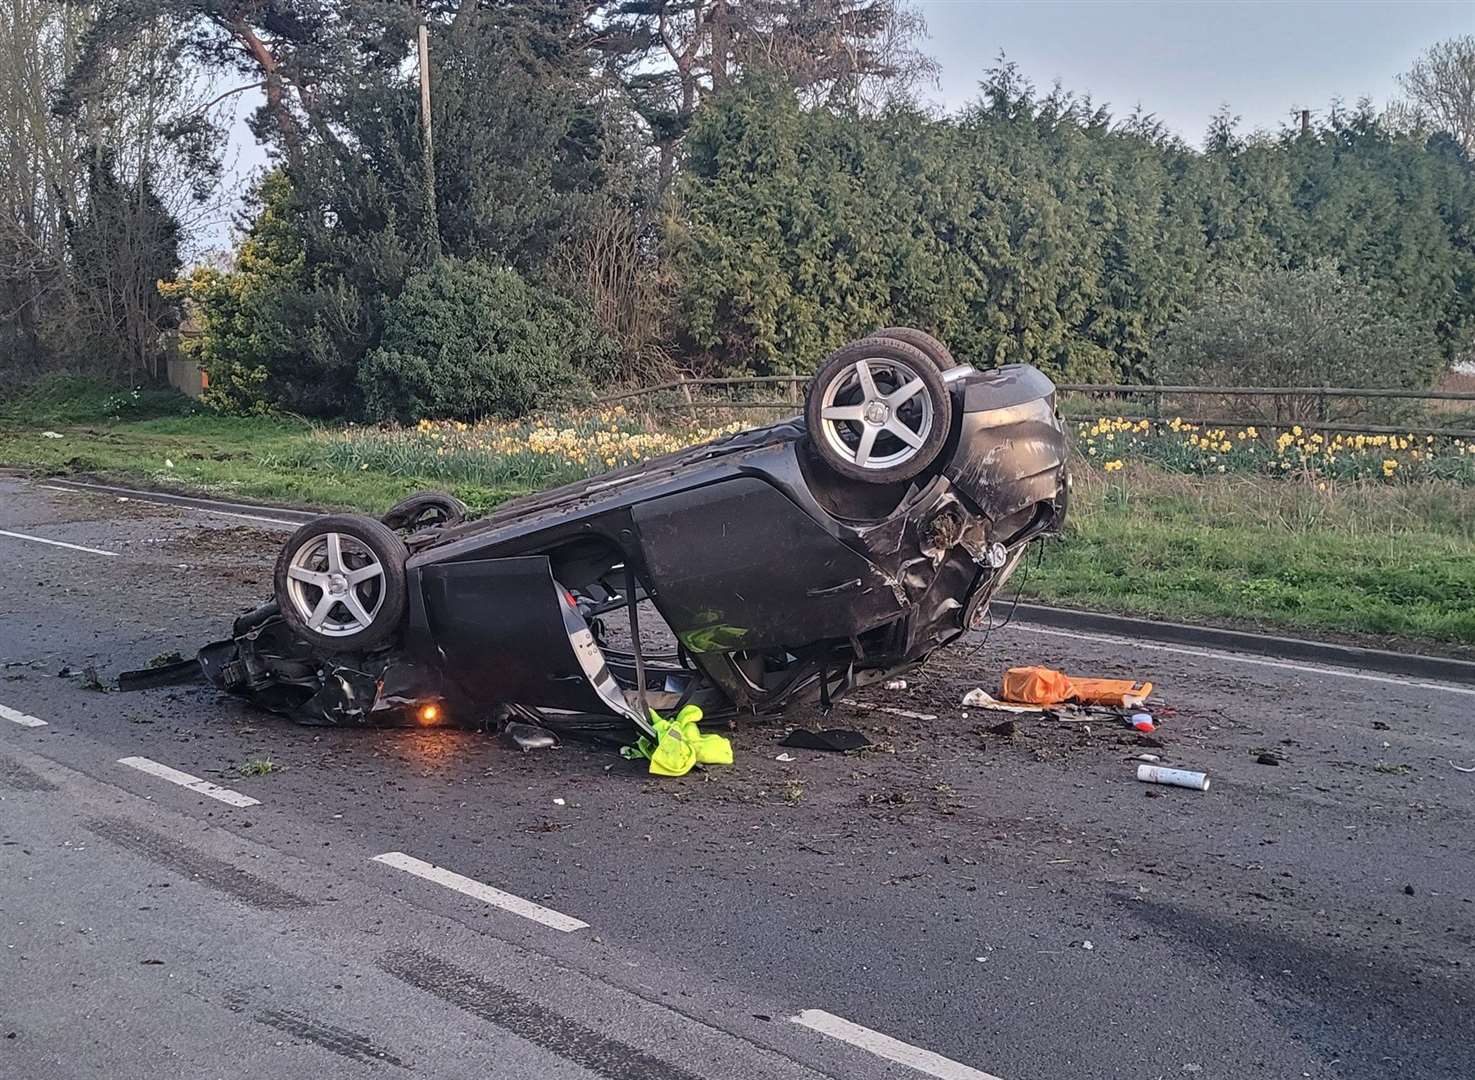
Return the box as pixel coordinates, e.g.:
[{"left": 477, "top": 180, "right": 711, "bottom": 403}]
[
  {"left": 1030, "top": 463, "right": 1475, "bottom": 646},
  {"left": 3, "top": 390, "right": 1473, "bottom": 650}
]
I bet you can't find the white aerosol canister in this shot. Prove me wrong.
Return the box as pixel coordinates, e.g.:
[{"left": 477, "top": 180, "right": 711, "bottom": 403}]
[{"left": 1136, "top": 764, "right": 1210, "bottom": 791}]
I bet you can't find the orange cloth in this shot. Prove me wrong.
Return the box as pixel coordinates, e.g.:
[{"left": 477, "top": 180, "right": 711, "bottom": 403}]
[
  {"left": 1000, "top": 666, "right": 1152, "bottom": 708},
  {"left": 1000, "top": 665, "right": 1073, "bottom": 705}
]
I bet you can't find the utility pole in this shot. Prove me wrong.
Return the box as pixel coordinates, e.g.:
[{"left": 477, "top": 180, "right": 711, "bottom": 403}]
[
  {"left": 1300, "top": 109, "right": 1310, "bottom": 135},
  {"left": 414, "top": 1, "right": 441, "bottom": 259}
]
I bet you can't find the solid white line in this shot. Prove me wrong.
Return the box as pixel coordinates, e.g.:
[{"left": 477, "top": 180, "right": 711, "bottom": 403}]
[
  {"left": 0, "top": 528, "right": 118, "bottom": 557},
  {"left": 0, "top": 703, "right": 48, "bottom": 727},
  {"left": 40, "top": 484, "right": 299, "bottom": 527},
  {"left": 371, "top": 851, "right": 589, "bottom": 933},
  {"left": 792, "top": 1009, "right": 1003, "bottom": 1080},
  {"left": 1010, "top": 624, "right": 1475, "bottom": 698},
  {"left": 171, "top": 505, "right": 300, "bottom": 527},
  {"left": 117, "top": 756, "right": 260, "bottom": 807}
]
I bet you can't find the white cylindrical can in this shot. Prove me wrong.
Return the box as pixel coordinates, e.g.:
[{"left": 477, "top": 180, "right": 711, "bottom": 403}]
[{"left": 1136, "top": 764, "right": 1210, "bottom": 791}]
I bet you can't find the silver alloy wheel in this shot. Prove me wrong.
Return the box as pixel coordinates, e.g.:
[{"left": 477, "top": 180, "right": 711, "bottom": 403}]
[
  {"left": 283, "top": 531, "right": 386, "bottom": 638},
  {"left": 817, "top": 355, "right": 934, "bottom": 471}
]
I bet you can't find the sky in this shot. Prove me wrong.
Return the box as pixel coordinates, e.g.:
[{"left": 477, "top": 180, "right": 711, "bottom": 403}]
[
  {"left": 915, "top": 0, "right": 1474, "bottom": 145},
  {"left": 202, "top": 0, "right": 1473, "bottom": 250}
]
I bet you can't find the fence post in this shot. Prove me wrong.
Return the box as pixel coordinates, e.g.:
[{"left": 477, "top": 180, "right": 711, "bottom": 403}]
[{"left": 679, "top": 375, "right": 696, "bottom": 424}]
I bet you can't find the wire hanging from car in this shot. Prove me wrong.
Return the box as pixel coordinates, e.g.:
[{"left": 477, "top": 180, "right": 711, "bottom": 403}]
[{"left": 964, "top": 546, "right": 1036, "bottom": 662}]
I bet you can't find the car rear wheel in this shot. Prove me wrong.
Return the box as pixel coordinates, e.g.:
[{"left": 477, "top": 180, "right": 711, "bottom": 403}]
[
  {"left": 274, "top": 515, "right": 408, "bottom": 650},
  {"left": 806, "top": 337, "right": 953, "bottom": 483},
  {"left": 381, "top": 490, "right": 468, "bottom": 532},
  {"left": 866, "top": 327, "right": 955, "bottom": 370}
]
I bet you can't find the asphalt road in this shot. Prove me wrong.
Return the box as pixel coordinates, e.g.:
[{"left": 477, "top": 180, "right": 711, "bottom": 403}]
[{"left": 1, "top": 474, "right": 1472, "bottom": 1080}]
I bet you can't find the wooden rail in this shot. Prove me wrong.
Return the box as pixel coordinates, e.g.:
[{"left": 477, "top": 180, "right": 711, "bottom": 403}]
[{"left": 595, "top": 376, "right": 1475, "bottom": 438}]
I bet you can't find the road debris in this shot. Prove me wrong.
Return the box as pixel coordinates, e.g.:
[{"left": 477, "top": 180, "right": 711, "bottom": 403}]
[
  {"left": 621, "top": 705, "right": 733, "bottom": 777},
  {"left": 781, "top": 728, "right": 871, "bottom": 752},
  {"left": 503, "top": 722, "right": 559, "bottom": 753},
  {"left": 1128, "top": 711, "right": 1155, "bottom": 733},
  {"left": 883, "top": 678, "right": 908, "bottom": 690},
  {"left": 1255, "top": 752, "right": 1282, "bottom": 766},
  {"left": 844, "top": 702, "right": 937, "bottom": 723},
  {"left": 1137, "top": 764, "right": 1210, "bottom": 791},
  {"left": 775, "top": 752, "right": 797, "bottom": 762},
  {"left": 961, "top": 688, "right": 1042, "bottom": 714},
  {"left": 1452, "top": 761, "right": 1475, "bottom": 773},
  {"left": 1000, "top": 665, "right": 1153, "bottom": 708},
  {"left": 66, "top": 664, "right": 108, "bottom": 693}
]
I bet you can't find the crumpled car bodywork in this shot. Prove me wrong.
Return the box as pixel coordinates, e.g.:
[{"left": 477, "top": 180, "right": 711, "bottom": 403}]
[{"left": 158, "top": 364, "right": 1069, "bottom": 733}]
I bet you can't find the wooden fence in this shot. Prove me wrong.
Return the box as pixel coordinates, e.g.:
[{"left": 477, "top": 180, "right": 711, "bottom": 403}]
[{"left": 597, "top": 376, "right": 1475, "bottom": 440}]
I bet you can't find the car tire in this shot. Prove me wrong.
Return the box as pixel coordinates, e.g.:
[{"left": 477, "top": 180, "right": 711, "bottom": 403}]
[
  {"left": 806, "top": 337, "right": 953, "bottom": 484},
  {"left": 274, "top": 515, "right": 408, "bottom": 650},
  {"left": 866, "top": 327, "right": 955, "bottom": 370},
  {"left": 381, "top": 490, "right": 468, "bottom": 531}
]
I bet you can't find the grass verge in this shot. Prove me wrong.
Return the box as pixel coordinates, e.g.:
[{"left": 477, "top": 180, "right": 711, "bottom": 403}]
[
  {"left": 0, "top": 414, "right": 540, "bottom": 512},
  {"left": 1026, "top": 464, "right": 1475, "bottom": 649},
  {"left": 3, "top": 398, "right": 1473, "bottom": 651}
]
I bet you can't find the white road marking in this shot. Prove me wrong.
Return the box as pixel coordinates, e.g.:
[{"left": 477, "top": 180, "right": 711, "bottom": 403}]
[
  {"left": 153, "top": 505, "right": 299, "bottom": 528},
  {"left": 371, "top": 851, "right": 589, "bottom": 933},
  {"left": 1011, "top": 624, "right": 1475, "bottom": 698},
  {"left": 39, "top": 484, "right": 299, "bottom": 527},
  {"left": 791, "top": 1009, "right": 1003, "bottom": 1080},
  {"left": 0, "top": 528, "right": 118, "bottom": 557},
  {"left": 116, "top": 756, "right": 260, "bottom": 807},
  {"left": 0, "top": 703, "right": 48, "bottom": 727}
]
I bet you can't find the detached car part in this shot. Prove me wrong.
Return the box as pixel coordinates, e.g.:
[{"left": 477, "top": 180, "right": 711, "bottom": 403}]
[{"left": 138, "top": 331, "right": 1070, "bottom": 736}]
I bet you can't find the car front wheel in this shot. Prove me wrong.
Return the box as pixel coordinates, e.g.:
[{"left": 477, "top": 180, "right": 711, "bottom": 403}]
[{"left": 273, "top": 515, "right": 408, "bottom": 650}]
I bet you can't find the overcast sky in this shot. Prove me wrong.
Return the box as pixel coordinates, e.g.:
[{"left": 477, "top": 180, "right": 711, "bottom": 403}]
[{"left": 915, "top": 0, "right": 1473, "bottom": 144}]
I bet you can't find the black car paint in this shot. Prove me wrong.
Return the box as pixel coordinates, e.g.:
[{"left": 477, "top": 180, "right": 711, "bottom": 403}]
[{"left": 177, "top": 364, "right": 1070, "bottom": 731}]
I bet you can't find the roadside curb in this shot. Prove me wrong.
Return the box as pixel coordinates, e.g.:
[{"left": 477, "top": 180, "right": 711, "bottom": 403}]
[
  {"left": 26, "top": 475, "right": 320, "bottom": 525},
  {"left": 1012, "top": 602, "right": 1475, "bottom": 687}
]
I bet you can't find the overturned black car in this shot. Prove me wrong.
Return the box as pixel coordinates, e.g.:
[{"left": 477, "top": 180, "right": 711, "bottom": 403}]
[{"left": 149, "top": 331, "right": 1069, "bottom": 740}]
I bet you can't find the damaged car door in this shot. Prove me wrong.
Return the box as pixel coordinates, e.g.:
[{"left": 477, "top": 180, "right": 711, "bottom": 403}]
[{"left": 415, "top": 555, "right": 636, "bottom": 719}]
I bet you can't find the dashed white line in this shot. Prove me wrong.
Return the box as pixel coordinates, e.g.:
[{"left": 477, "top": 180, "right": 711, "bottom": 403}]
[
  {"left": 117, "top": 756, "right": 260, "bottom": 807},
  {"left": 371, "top": 851, "right": 589, "bottom": 933},
  {"left": 1011, "top": 624, "right": 1475, "bottom": 698},
  {"left": 0, "top": 703, "right": 48, "bottom": 727},
  {"left": 0, "top": 528, "right": 118, "bottom": 557},
  {"left": 791, "top": 1009, "right": 1004, "bottom": 1080}
]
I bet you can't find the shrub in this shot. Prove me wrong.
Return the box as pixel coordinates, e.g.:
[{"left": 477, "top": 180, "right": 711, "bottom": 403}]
[
  {"left": 358, "top": 257, "right": 616, "bottom": 422},
  {"left": 1151, "top": 264, "right": 1441, "bottom": 420}
]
